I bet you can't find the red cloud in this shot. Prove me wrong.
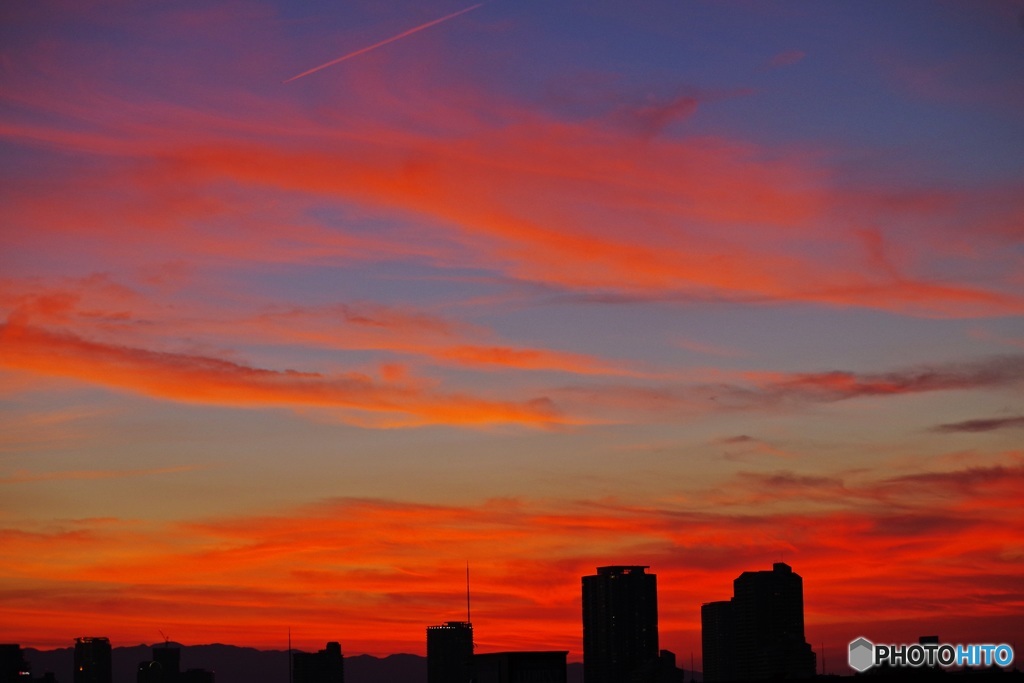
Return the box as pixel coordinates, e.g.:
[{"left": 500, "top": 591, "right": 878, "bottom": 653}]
[{"left": 3, "top": 459, "right": 1021, "bottom": 658}]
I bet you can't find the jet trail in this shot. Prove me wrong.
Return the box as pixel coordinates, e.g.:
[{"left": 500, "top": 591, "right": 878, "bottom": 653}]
[{"left": 284, "top": 3, "right": 485, "bottom": 83}]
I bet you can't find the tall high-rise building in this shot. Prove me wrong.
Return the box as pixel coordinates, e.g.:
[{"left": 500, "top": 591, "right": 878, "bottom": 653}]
[
  {"left": 75, "top": 637, "right": 112, "bottom": 683},
  {"left": 582, "top": 565, "right": 659, "bottom": 683},
  {"left": 701, "top": 563, "right": 815, "bottom": 681},
  {"left": 427, "top": 621, "right": 474, "bottom": 683}
]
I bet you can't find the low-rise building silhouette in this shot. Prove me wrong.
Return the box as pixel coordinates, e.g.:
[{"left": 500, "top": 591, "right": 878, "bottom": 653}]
[
  {"left": 1, "top": 644, "right": 32, "bottom": 683},
  {"left": 701, "top": 562, "right": 815, "bottom": 681},
  {"left": 473, "top": 651, "right": 567, "bottom": 683},
  {"left": 292, "top": 641, "right": 344, "bottom": 683},
  {"left": 137, "top": 645, "right": 215, "bottom": 683},
  {"left": 657, "top": 650, "right": 685, "bottom": 683},
  {"left": 1, "top": 645, "right": 58, "bottom": 683}
]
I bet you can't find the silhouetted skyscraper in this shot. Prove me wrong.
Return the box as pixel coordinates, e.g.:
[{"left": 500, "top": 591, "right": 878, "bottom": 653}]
[
  {"left": 74, "top": 638, "right": 112, "bottom": 683},
  {"left": 701, "top": 563, "right": 815, "bottom": 681},
  {"left": 582, "top": 565, "right": 659, "bottom": 683},
  {"left": 293, "top": 642, "right": 344, "bottom": 683},
  {"left": 427, "top": 621, "right": 473, "bottom": 683}
]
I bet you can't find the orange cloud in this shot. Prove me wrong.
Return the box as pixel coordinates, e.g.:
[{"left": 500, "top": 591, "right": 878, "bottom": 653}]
[
  {"left": 5, "top": 81, "right": 1022, "bottom": 318},
  {"left": 2, "top": 458, "right": 1021, "bottom": 659},
  {"left": 1, "top": 276, "right": 641, "bottom": 380},
  {"left": 0, "top": 322, "right": 569, "bottom": 428}
]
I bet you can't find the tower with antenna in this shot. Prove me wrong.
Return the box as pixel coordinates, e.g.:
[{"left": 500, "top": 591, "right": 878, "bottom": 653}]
[{"left": 425, "top": 563, "right": 475, "bottom": 683}]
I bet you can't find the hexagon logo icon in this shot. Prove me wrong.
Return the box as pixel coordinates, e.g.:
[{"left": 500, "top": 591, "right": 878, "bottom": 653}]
[{"left": 849, "top": 637, "right": 875, "bottom": 672}]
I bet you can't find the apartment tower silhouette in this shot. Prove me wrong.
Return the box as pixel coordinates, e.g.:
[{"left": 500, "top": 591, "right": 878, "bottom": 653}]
[
  {"left": 74, "top": 637, "right": 112, "bottom": 683},
  {"left": 582, "top": 566, "right": 659, "bottom": 683},
  {"left": 701, "top": 562, "right": 815, "bottom": 681}
]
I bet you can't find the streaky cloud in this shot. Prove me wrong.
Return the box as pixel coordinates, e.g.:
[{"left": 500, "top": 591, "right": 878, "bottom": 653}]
[
  {"left": 0, "top": 465, "right": 204, "bottom": 485},
  {"left": 748, "top": 354, "right": 1024, "bottom": 403},
  {"left": 284, "top": 3, "right": 485, "bottom": 83},
  {"left": 884, "top": 462, "right": 1024, "bottom": 492},
  {"left": 0, "top": 321, "right": 571, "bottom": 428},
  {"left": 768, "top": 50, "right": 806, "bottom": 69},
  {"left": 931, "top": 415, "right": 1024, "bottom": 433},
  {"left": 553, "top": 355, "right": 1024, "bottom": 424}
]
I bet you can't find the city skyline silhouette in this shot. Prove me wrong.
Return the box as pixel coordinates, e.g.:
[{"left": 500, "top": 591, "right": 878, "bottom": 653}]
[
  {"left": 5, "top": 561, "right": 1022, "bottom": 682},
  {"left": 2, "top": 0, "right": 1022, "bottom": 670}
]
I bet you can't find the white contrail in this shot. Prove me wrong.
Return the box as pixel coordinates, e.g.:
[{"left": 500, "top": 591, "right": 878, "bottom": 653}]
[{"left": 284, "top": 3, "right": 485, "bottom": 83}]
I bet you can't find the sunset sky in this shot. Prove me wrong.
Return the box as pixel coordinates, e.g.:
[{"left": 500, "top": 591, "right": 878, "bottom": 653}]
[{"left": 2, "top": 0, "right": 1023, "bottom": 673}]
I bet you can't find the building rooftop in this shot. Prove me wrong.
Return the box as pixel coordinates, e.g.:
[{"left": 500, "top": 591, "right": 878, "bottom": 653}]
[{"left": 595, "top": 565, "right": 650, "bottom": 575}]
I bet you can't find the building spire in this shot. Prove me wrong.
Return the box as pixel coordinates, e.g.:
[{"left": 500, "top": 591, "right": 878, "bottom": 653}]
[{"left": 466, "top": 561, "right": 472, "bottom": 624}]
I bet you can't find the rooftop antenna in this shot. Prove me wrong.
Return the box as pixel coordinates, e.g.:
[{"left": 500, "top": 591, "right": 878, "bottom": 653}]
[
  {"left": 466, "top": 561, "right": 472, "bottom": 624},
  {"left": 158, "top": 630, "right": 170, "bottom": 647},
  {"left": 821, "top": 641, "right": 825, "bottom": 675},
  {"left": 288, "top": 628, "right": 293, "bottom": 683}
]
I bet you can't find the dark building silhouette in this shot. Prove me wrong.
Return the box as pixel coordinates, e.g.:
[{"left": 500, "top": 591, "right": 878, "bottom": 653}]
[
  {"left": 292, "top": 642, "right": 344, "bottom": 683},
  {"left": 152, "top": 649, "right": 180, "bottom": 678},
  {"left": 74, "top": 638, "right": 112, "bottom": 683},
  {"left": 657, "top": 650, "right": 685, "bottom": 683},
  {"left": 137, "top": 645, "right": 214, "bottom": 683},
  {"left": 473, "top": 651, "right": 567, "bottom": 683},
  {"left": 427, "top": 621, "right": 473, "bottom": 683},
  {"left": 582, "top": 565, "right": 659, "bottom": 683},
  {"left": 138, "top": 646, "right": 181, "bottom": 683},
  {"left": 701, "top": 601, "right": 735, "bottom": 682},
  {"left": 701, "top": 562, "right": 815, "bottom": 681},
  {"left": 1, "top": 644, "right": 32, "bottom": 683},
  {"left": 137, "top": 662, "right": 167, "bottom": 683}
]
